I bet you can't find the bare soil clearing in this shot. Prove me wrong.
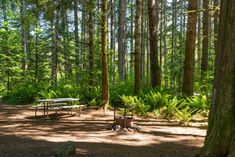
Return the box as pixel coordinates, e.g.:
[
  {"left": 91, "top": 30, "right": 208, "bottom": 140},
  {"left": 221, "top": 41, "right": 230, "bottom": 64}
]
[{"left": 0, "top": 104, "right": 206, "bottom": 157}]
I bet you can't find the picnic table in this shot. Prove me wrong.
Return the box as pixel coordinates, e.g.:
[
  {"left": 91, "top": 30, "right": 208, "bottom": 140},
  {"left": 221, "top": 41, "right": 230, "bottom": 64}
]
[{"left": 34, "top": 98, "right": 85, "bottom": 118}]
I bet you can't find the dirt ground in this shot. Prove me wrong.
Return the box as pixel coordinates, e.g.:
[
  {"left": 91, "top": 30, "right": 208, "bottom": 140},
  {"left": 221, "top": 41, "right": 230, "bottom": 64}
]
[{"left": 0, "top": 104, "right": 207, "bottom": 157}]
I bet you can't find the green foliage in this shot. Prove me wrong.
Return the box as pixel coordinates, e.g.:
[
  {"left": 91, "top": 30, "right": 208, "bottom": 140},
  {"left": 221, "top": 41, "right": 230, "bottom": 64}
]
[
  {"left": 175, "top": 102, "right": 196, "bottom": 125},
  {"left": 162, "top": 96, "right": 181, "bottom": 120},
  {"left": 2, "top": 85, "right": 38, "bottom": 105},
  {"left": 187, "top": 95, "right": 209, "bottom": 114},
  {"left": 110, "top": 80, "right": 134, "bottom": 106},
  {"left": 121, "top": 95, "right": 149, "bottom": 116},
  {"left": 142, "top": 91, "right": 170, "bottom": 111},
  {"left": 79, "top": 86, "right": 101, "bottom": 106}
]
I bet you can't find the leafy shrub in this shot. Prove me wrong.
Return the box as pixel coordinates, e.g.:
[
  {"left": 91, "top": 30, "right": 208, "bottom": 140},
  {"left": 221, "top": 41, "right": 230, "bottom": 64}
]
[
  {"left": 175, "top": 101, "right": 195, "bottom": 125},
  {"left": 121, "top": 95, "right": 149, "bottom": 116},
  {"left": 38, "top": 89, "right": 58, "bottom": 99},
  {"left": 79, "top": 86, "right": 101, "bottom": 105},
  {"left": 162, "top": 96, "right": 181, "bottom": 120},
  {"left": 142, "top": 91, "right": 170, "bottom": 111},
  {"left": 110, "top": 80, "right": 134, "bottom": 106},
  {"left": 187, "top": 95, "right": 209, "bottom": 114},
  {"left": 2, "top": 85, "right": 38, "bottom": 105}
]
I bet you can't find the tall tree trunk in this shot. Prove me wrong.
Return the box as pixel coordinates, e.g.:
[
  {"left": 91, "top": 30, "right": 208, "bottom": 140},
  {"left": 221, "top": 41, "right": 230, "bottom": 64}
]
[
  {"left": 197, "top": 0, "right": 235, "bottom": 156},
  {"left": 118, "top": 0, "right": 127, "bottom": 81},
  {"left": 159, "top": 0, "right": 163, "bottom": 77},
  {"left": 171, "top": 0, "right": 177, "bottom": 89},
  {"left": 213, "top": 0, "right": 220, "bottom": 54},
  {"left": 35, "top": 2, "right": 39, "bottom": 83},
  {"left": 163, "top": 0, "right": 168, "bottom": 88},
  {"left": 197, "top": 0, "right": 202, "bottom": 76},
  {"left": 88, "top": 0, "right": 95, "bottom": 91},
  {"left": 20, "top": 0, "right": 28, "bottom": 76},
  {"left": 134, "top": 0, "right": 142, "bottom": 94},
  {"left": 130, "top": 0, "right": 134, "bottom": 77},
  {"left": 182, "top": 0, "right": 197, "bottom": 96},
  {"left": 148, "top": 0, "right": 161, "bottom": 87},
  {"left": 62, "top": 7, "right": 70, "bottom": 78},
  {"left": 146, "top": 17, "right": 150, "bottom": 86},
  {"left": 81, "top": 8, "right": 86, "bottom": 71},
  {"left": 179, "top": 0, "right": 186, "bottom": 92},
  {"left": 101, "top": 0, "right": 109, "bottom": 109},
  {"left": 141, "top": 1, "right": 145, "bottom": 83},
  {"left": 51, "top": 4, "right": 59, "bottom": 87},
  {"left": 201, "top": 0, "right": 209, "bottom": 78},
  {"left": 2, "top": 0, "right": 10, "bottom": 92},
  {"left": 74, "top": 0, "right": 80, "bottom": 85},
  {"left": 110, "top": 0, "right": 116, "bottom": 84}
]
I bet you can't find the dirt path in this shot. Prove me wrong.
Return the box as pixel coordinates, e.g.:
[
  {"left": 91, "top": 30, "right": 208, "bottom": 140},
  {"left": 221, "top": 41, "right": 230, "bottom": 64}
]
[{"left": 0, "top": 104, "right": 206, "bottom": 157}]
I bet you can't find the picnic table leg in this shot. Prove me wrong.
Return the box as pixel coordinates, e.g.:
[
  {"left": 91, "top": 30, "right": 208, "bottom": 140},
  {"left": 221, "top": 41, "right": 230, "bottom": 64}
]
[
  {"left": 124, "top": 108, "right": 126, "bottom": 128},
  {"left": 35, "top": 107, "right": 38, "bottom": 117},
  {"left": 46, "top": 102, "right": 49, "bottom": 118},
  {"left": 43, "top": 102, "right": 46, "bottom": 116}
]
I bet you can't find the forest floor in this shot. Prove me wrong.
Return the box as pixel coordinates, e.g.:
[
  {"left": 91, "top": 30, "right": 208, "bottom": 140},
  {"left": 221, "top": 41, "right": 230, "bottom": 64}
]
[{"left": 0, "top": 104, "right": 207, "bottom": 157}]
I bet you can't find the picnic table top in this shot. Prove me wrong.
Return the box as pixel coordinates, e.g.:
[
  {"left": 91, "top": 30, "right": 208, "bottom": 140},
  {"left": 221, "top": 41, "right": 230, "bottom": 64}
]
[{"left": 36, "top": 98, "right": 79, "bottom": 103}]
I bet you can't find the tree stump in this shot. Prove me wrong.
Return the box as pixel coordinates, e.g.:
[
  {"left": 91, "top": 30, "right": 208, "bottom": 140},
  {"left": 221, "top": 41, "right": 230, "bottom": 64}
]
[{"left": 57, "top": 141, "right": 76, "bottom": 157}]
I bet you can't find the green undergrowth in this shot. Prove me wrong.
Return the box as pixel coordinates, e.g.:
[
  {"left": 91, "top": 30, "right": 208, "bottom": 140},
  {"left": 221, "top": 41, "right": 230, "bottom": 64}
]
[{"left": 1, "top": 81, "right": 210, "bottom": 124}]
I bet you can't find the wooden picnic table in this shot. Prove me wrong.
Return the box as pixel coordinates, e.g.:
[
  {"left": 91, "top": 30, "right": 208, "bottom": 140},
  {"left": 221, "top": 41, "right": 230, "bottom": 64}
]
[{"left": 34, "top": 98, "right": 81, "bottom": 118}]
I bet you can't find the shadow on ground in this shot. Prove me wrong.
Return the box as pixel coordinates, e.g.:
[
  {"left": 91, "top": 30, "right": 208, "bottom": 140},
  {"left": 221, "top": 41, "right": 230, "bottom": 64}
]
[
  {"left": 0, "top": 104, "right": 206, "bottom": 157},
  {"left": 0, "top": 134, "right": 200, "bottom": 157}
]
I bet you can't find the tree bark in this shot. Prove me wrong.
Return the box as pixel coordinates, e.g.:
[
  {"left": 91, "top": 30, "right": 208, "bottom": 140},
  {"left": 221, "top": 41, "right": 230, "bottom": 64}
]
[
  {"left": 101, "top": 0, "right": 109, "bottom": 109},
  {"left": 148, "top": 0, "right": 161, "bottom": 87},
  {"left": 197, "top": 0, "right": 202, "bottom": 76},
  {"left": 110, "top": 0, "right": 116, "bottom": 84},
  {"left": 74, "top": 0, "right": 80, "bottom": 85},
  {"left": 51, "top": 2, "right": 59, "bottom": 87},
  {"left": 213, "top": 0, "right": 220, "bottom": 55},
  {"left": 118, "top": 0, "right": 127, "bottom": 81},
  {"left": 61, "top": 5, "right": 71, "bottom": 78},
  {"left": 171, "top": 0, "right": 177, "bottom": 89},
  {"left": 163, "top": 0, "right": 168, "bottom": 88},
  {"left": 197, "top": 0, "right": 235, "bottom": 156},
  {"left": 201, "top": 0, "right": 209, "bottom": 78},
  {"left": 134, "top": 0, "right": 142, "bottom": 94},
  {"left": 35, "top": 2, "right": 39, "bottom": 83},
  {"left": 182, "top": 0, "right": 197, "bottom": 96},
  {"left": 88, "top": 0, "right": 95, "bottom": 91},
  {"left": 130, "top": 0, "right": 134, "bottom": 77},
  {"left": 20, "top": 0, "right": 28, "bottom": 76}
]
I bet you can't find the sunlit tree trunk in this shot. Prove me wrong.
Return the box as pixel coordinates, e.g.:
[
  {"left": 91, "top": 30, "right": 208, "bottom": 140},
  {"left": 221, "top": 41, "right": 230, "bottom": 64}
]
[
  {"left": 101, "top": 0, "right": 109, "bottom": 109},
  {"left": 148, "top": 0, "right": 161, "bottom": 87},
  {"left": 182, "top": 0, "right": 197, "bottom": 96},
  {"left": 134, "top": 0, "right": 142, "bottom": 94},
  {"left": 118, "top": 0, "right": 127, "bottom": 81},
  {"left": 197, "top": 0, "right": 235, "bottom": 156}
]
